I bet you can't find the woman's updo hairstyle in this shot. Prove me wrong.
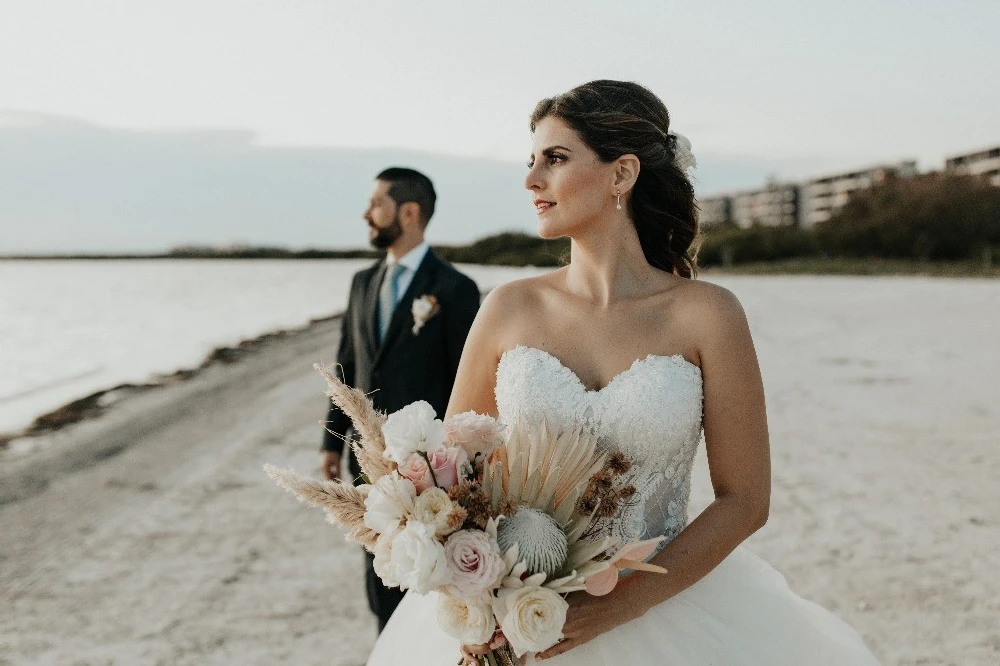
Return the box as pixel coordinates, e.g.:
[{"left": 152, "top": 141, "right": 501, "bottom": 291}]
[{"left": 530, "top": 80, "right": 699, "bottom": 278}]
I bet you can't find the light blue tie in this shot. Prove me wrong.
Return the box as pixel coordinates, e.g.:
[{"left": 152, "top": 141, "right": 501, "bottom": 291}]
[{"left": 378, "top": 263, "right": 406, "bottom": 343}]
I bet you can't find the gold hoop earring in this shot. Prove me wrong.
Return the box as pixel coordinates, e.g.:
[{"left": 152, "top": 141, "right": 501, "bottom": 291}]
[{"left": 616, "top": 190, "right": 622, "bottom": 211}]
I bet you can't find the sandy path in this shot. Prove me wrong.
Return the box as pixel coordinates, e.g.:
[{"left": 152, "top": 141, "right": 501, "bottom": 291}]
[
  {"left": 1, "top": 319, "right": 377, "bottom": 665},
  {"left": 2, "top": 276, "right": 998, "bottom": 666}
]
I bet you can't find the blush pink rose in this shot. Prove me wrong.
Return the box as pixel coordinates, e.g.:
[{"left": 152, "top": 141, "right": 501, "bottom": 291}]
[
  {"left": 399, "top": 453, "right": 434, "bottom": 493},
  {"left": 427, "top": 446, "right": 469, "bottom": 490},
  {"left": 444, "top": 411, "right": 504, "bottom": 461},
  {"left": 444, "top": 529, "right": 506, "bottom": 599}
]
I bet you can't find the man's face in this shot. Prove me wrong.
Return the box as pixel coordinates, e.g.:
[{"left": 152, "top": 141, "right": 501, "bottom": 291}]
[{"left": 364, "top": 180, "right": 403, "bottom": 249}]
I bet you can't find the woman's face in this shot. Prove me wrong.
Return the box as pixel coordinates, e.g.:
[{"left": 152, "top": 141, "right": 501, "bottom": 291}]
[{"left": 524, "top": 116, "right": 617, "bottom": 239}]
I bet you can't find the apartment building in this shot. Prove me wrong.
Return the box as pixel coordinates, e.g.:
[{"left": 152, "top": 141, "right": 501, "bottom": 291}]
[
  {"left": 698, "top": 196, "right": 732, "bottom": 228},
  {"left": 799, "top": 161, "right": 918, "bottom": 227},
  {"left": 698, "top": 144, "right": 1000, "bottom": 231},
  {"left": 945, "top": 145, "right": 1000, "bottom": 187},
  {"left": 698, "top": 183, "right": 798, "bottom": 228},
  {"left": 730, "top": 182, "right": 799, "bottom": 228}
]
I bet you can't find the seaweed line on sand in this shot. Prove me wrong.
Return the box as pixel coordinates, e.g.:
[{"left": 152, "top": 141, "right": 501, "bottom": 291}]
[{"left": 0, "top": 312, "right": 342, "bottom": 449}]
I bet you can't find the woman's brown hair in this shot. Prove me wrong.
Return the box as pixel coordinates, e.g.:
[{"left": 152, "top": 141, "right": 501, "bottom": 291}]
[{"left": 531, "top": 80, "right": 699, "bottom": 278}]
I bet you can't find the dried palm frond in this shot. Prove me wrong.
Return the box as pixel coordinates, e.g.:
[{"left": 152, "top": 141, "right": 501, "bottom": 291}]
[
  {"left": 264, "top": 464, "right": 378, "bottom": 550},
  {"left": 482, "top": 417, "right": 607, "bottom": 519},
  {"left": 314, "top": 363, "right": 395, "bottom": 481},
  {"left": 479, "top": 417, "right": 619, "bottom": 581}
]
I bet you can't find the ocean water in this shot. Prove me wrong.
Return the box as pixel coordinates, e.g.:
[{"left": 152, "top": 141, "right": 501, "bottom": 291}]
[{"left": 0, "top": 259, "right": 549, "bottom": 434}]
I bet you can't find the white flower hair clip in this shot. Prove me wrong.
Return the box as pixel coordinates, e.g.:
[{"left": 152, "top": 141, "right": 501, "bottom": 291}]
[
  {"left": 411, "top": 294, "right": 440, "bottom": 335},
  {"left": 669, "top": 132, "right": 697, "bottom": 172}
]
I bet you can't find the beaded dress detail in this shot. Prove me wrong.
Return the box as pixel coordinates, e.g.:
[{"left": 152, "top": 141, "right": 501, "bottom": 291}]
[{"left": 495, "top": 345, "right": 703, "bottom": 550}]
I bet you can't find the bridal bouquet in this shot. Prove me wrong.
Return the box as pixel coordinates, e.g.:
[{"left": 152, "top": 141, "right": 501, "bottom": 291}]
[{"left": 265, "top": 364, "right": 666, "bottom": 665}]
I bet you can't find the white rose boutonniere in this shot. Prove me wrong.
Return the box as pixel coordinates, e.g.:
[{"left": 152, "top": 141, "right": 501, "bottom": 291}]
[{"left": 411, "top": 294, "right": 440, "bottom": 335}]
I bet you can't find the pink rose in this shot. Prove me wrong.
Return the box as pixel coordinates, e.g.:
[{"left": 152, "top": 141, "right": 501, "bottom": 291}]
[
  {"left": 399, "top": 453, "right": 434, "bottom": 493},
  {"left": 427, "top": 446, "right": 469, "bottom": 490},
  {"left": 444, "top": 529, "right": 506, "bottom": 599},
  {"left": 444, "top": 411, "right": 504, "bottom": 462}
]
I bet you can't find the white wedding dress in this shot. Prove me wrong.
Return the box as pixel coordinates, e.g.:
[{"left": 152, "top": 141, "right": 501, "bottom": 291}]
[{"left": 367, "top": 345, "right": 882, "bottom": 665}]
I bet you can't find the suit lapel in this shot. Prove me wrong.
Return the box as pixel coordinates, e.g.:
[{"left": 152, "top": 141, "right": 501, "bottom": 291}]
[
  {"left": 364, "top": 260, "right": 387, "bottom": 357},
  {"left": 373, "top": 251, "right": 439, "bottom": 366}
]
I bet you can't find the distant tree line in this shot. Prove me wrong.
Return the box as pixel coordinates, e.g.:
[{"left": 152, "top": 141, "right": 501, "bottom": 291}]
[
  {"left": 698, "top": 173, "right": 1000, "bottom": 267},
  {"left": 165, "top": 246, "right": 381, "bottom": 259},
  {"left": 165, "top": 233, "right": 571, "bottom": 266},
  {"left": 434, "top": 232, "right": 569, "bottom": 267}
]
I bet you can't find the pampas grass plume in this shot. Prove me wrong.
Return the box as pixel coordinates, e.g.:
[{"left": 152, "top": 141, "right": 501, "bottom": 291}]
[{"left": 263, "top": 464, "right": 378, "bottom": 551}]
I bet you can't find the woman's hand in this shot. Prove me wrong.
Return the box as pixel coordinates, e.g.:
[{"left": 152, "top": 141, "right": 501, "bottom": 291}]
[
  {"left": 458, "top": 640, "right": 489, "bottom": 666},
  {"left": 459, "top": 629, "right": 512, "bottom": 666},
  {"left": 535, "top": 587, "right": 644, "bottom": 660}
]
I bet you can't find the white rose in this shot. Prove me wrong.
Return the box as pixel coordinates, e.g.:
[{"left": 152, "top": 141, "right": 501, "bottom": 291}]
[
  {"left": 382, "top": 401, "right": 446, "bottom": 464},
  {"left": 412, "top": 297, "right": 435, "bottom": 319},
  {"left": 437, "top": 593, "right": 496, "bottom": 645},
  {"left": 364, "top": 473, "right": 416, "bottom": 533},
  {"left": 492, "top": 585, "right": 568, "bottom": 657},
  {"left": 372, "top": 526, "right": 402, "bottom": 588},
  {"left": 391, "top": 520, "right": 452, "bottom": 594},
  {"left": 413, "top": 487, "right": 463, "bottom": 537}
]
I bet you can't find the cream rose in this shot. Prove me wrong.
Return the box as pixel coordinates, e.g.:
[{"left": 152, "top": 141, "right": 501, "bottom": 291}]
[
  {"left": 413, "top": 487, "right": 464, "bottom": 537},
  {"left": 382, "top": 401, "right": 446, "bottom": 465},
  {"left": 444, "top": 529, "right": 506, "bottom": 599},
  {"left": 445, "top": 411, "right": 504, "bottom": 461},
  {"left": 437, "top": 593, "right": 496, "bottom": 645},
  {"left": 364, "top": 473, "right": 416, "bottom": 533},
  {"left": 412, "top": 296, "right": 435, "bottom": 320},
  {"left": 492, "top": 585, "right": 568, "bottom": 657},
  {"left": 390, "top": 520, "right": 452, "bottom": 594}
]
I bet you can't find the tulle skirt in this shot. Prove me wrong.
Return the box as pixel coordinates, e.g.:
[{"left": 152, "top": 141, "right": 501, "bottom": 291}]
[{"left": 366, "top": 546, "right": 881, "bottom": 665}]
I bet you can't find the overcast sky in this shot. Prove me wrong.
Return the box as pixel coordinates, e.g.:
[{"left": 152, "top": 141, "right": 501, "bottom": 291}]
[{"left": 1, "top": 0, "right": 998, "bottom": 252}]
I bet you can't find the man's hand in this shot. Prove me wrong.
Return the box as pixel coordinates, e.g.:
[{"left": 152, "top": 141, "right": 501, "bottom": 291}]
[{"left": 321, "top": 451, "right": 342, "bottom": 481}]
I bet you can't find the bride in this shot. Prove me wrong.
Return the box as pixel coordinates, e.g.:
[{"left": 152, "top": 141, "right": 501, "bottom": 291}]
[{"left": 367, "top": 80, "right": 881, "bottom": 665}]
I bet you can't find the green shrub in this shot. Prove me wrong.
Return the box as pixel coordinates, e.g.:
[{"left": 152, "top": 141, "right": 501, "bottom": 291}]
[
  {"left": 435, "top": 232, "right": 569, "bottom": 266},
  {"left": 697, "top": 223, "right": 818, "bottom": 267},
  {"left": 814, "top": 173, "right": 1000, "bottom": 260}
]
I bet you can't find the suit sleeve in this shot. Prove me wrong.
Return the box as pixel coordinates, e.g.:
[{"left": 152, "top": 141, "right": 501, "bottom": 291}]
[
  {"left": 445, "top": 275, "right": 482, "bottom": 381},
  {"left": 321, "top": 277, "right": 359, "bottom": 453}
]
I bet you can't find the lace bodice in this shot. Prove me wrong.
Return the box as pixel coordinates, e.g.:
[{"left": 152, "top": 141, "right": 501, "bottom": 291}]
[{"left": 495, "top": 345, "right": 704, "bottom": 550}]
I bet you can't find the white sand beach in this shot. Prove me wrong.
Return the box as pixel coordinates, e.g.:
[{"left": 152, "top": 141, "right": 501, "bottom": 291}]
[{"left": 1, "top": 275, "right": 998, "bottom": 666}]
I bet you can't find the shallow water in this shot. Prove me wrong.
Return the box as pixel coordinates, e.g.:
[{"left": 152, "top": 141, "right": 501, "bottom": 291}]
[{"left": 0, "top": 259, "right": 547, "bottom": 433}]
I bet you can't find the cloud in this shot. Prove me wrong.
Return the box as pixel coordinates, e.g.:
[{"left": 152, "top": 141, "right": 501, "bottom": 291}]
[{"left": 0, "top": 111, "right": 820, "bottom": 253}]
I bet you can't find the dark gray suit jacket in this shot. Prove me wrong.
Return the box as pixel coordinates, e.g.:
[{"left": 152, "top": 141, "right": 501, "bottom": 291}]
[{"left": 322, "top": 249, "right": 480, "bottom": 481}]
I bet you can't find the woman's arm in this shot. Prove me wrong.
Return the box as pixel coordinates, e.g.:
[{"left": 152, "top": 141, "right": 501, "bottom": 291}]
[
  {"left": 636, "top": 283, "right": 771, "bottom": 592},
  {"left": 538, "top": 284, "right": 771, "bottom": 659},
  {"left": 445, "top": 281, "right": 526, "bottom": 419}
]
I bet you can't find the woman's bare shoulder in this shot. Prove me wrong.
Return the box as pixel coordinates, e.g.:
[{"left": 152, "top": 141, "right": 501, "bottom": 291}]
[
  {"left": 480, "top": 269, "right": 565, "bottom": 314},
  {"left": 670, "top": 278, "right": 745, "bottom": 320},
  {"left": 665, "top": 278, "right": 751, "bottom": 361}
]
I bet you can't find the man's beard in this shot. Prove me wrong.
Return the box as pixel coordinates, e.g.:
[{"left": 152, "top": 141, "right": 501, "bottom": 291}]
[{"left": 369, "top": 213, "right": 403, "bottom": 250}]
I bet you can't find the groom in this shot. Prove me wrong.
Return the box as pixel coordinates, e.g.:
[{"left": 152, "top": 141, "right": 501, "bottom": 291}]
[{"left": 320, "top": 167, "right": 480, "bottom": 632}]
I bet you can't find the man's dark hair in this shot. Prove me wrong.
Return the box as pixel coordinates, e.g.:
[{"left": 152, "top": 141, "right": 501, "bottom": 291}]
[{"left": 376, "top": 167, "right": 437, "bottom": 226}]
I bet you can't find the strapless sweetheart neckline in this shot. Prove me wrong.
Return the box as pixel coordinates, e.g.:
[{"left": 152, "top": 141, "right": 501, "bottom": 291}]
[{"left": 499, "top": 344, "right": 701, "bottom": 395}]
